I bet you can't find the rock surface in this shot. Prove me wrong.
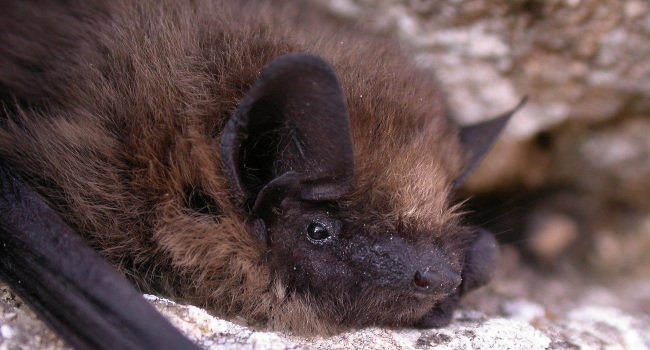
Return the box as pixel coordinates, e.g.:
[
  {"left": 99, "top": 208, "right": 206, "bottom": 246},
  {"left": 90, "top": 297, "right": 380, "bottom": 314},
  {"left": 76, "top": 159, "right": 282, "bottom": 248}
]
[
  {"left": 312, "top": 0, "right": 650, "bottom": 130},
  {"left": 2, "top": 256, "right": 650, "bottom": 350}
]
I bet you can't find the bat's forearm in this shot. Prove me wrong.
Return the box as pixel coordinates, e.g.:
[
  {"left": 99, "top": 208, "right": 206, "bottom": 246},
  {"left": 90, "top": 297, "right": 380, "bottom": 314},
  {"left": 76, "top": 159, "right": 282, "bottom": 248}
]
[{"left": 0, "top": 163, "right": 199, "bottom": 350}]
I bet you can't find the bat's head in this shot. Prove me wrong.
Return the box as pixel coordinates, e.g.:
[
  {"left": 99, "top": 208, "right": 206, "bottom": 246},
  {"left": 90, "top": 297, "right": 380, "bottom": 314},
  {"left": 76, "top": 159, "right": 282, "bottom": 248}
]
[{"left": 222, "top": 54, "right": 523, "bottom": 331}]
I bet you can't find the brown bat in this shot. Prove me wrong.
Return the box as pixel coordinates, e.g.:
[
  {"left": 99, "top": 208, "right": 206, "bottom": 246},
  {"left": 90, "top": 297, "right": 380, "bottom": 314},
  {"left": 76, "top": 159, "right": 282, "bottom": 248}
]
[{"left": 0, "top": 0, "right": 523, "bottom": 347}]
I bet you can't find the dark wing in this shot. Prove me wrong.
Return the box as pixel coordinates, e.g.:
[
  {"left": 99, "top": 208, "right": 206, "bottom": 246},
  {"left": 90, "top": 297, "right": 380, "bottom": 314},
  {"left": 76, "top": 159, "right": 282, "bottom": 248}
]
[{"left": 0, "top": 162, "right": 200, "bottom": 350}]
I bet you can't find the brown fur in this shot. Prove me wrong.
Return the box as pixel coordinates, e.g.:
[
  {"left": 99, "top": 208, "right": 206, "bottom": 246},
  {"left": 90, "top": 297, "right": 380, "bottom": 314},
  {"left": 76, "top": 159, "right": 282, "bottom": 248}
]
[{"left": 0, "top": 0, "right": 469, "bottom": 334}]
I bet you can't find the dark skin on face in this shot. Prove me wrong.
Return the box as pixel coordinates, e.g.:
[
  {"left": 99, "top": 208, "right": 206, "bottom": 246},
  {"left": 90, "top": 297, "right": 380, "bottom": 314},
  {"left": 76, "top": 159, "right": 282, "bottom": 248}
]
[
  {"left": 262, "top": 194, "right": 480, "bottom": 327},
  {"left": 267, "top": 198, "right": 462, "bottom": 292},
  {"left": 222, "top": 54, "right": 522, "bottom": 329}
]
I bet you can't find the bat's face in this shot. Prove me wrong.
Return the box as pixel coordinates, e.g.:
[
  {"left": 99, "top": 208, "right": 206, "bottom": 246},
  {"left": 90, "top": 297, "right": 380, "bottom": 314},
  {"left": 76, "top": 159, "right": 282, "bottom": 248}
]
[
  {"left": 262, "top": 197, "right": 474, "bottom": 327},
  {"left": 222, "top": 53, "right": 518, "bottom": 329},
  {"left": 258, "top": 188, "right": 500, "bottom": 327},
  {"left": 267, "top": 200, "right": 462, "bottom": 297}
]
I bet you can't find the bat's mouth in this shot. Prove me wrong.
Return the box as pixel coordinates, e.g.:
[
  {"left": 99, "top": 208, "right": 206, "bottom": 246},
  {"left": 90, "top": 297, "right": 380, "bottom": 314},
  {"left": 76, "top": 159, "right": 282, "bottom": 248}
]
[{"left": 320, "top": 283, "right": 452, "bottom": 328}]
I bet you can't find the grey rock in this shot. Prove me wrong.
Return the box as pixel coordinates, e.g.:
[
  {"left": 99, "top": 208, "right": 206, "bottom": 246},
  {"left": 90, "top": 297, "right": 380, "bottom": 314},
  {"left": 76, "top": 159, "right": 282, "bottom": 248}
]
[
  {"left": 0, "top": 285, "right": 66, "bottom": 350},
  {"left": 2, "top": 276, "right": 649, "bottom": 349},
  {"left": 311, "top": 0, "right": 650, "bottom": 129}
]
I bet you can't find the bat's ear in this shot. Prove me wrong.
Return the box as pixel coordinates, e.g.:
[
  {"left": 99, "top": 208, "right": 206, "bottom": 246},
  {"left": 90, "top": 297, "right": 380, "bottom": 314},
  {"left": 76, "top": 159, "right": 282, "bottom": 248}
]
[
  {"left": 460, "top": 228, "right": 499, "bottom": 295},
  {"left": 454, "top": 98, "right": 527, "bottom": 187},
  {"left": 221, "top": 53, "right": 354, "bottom": 213}
]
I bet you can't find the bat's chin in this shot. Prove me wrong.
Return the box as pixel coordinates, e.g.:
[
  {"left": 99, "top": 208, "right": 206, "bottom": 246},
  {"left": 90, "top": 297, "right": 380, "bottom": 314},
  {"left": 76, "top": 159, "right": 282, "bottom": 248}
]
[
  {"left": 390, "top": 293, "right": 456, "bottom": 327},
  {"left": 322, "top": 287, "right": 454, "bottom": 329}
]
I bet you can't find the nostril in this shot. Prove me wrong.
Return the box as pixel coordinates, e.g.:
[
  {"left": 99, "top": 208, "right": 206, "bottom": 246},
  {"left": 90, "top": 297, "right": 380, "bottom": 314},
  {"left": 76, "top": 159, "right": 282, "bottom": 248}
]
[
  {"left": 413, "top": 270, "right": 432, "bottom": 288},
  {"left": 413, "top": 269, "right": 462, "bottom": 294}
]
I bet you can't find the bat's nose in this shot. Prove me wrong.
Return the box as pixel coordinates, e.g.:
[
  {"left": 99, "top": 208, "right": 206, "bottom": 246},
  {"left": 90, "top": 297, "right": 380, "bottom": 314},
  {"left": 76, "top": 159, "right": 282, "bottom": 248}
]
[{"left": 413, "top": 268, "right": 461, "bottom": 294}]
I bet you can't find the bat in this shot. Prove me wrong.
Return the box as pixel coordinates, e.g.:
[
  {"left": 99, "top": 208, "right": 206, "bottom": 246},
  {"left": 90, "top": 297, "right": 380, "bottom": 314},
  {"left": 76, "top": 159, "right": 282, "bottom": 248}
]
[{"left": 0, "top": 0, "right": 525, "bottom": 346}]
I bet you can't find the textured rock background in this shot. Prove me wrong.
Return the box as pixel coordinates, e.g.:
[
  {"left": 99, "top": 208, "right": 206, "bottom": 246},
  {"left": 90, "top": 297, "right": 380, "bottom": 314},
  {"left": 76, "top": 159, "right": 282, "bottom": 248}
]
[
  {"left": 2, "top": 256, "right": 650, "bottom": 350},
  {"left": 2, "top": 0, "right": 650, "bottom": 349}
]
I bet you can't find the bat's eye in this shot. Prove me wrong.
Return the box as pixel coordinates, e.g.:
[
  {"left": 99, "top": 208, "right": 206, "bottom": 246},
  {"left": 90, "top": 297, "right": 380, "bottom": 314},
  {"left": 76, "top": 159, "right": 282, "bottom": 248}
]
[{"left": 307, "top": 222, "right": 330, "bottom": 241}]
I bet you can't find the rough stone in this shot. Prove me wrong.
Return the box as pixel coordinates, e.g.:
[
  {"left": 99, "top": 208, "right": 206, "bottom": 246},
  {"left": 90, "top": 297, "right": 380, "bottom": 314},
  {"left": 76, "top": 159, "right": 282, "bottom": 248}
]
[
  {"left": 311, "top": 0, "right": 650, "bottom": 129},
  {"left": 2, "top": 262, "right": 649, "bottom": 350},
  {"left": 0, "top": 285, "right": 66, "bottom": 350}
]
